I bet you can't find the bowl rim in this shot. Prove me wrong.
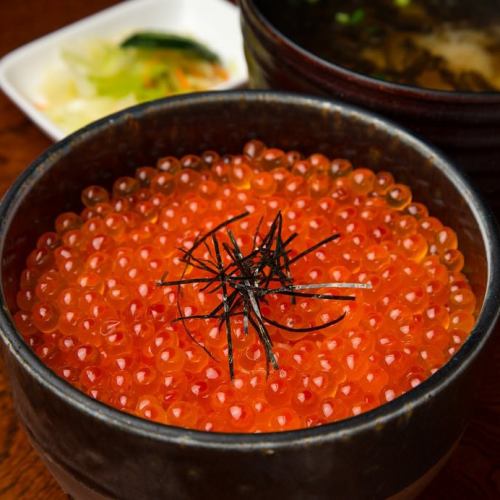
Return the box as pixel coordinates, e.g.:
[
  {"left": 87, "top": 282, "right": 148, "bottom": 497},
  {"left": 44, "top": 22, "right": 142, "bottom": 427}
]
[
  {"left": 0, "top": 89, "right": 499, "bottom": 450},
  {"left": 240, "top": 0, "right": 500, "bottom": 103}
]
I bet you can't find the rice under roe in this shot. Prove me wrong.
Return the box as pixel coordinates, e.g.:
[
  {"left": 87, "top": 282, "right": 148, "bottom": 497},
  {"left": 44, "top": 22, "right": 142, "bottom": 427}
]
[{"left": 13, "top": 140, "right": 477, "bottom": 433}]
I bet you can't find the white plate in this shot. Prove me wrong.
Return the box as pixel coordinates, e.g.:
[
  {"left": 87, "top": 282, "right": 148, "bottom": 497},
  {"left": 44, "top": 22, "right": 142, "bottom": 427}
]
[{"left": 0, "top": 0, "right": 247, "bottom": 141}]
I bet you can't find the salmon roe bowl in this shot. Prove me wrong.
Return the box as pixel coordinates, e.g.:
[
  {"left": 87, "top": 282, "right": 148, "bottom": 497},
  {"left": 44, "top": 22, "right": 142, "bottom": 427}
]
[
  {"left": 15, "top": 140, "right": 479, "bottom": 433},
  {"left": 0, "top": 92, "right": 498, "bottom": 500}
]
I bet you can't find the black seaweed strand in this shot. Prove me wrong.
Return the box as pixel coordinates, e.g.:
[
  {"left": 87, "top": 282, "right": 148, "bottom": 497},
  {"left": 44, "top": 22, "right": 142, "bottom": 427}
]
[{"left": 158, "top": 210, "right": 369, "bottom": 378}]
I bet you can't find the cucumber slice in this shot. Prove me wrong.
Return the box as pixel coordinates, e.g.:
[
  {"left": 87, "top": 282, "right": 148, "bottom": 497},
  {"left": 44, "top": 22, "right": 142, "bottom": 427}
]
[{"left": 120, "top": 32, "right": 220, "bottom": 63}]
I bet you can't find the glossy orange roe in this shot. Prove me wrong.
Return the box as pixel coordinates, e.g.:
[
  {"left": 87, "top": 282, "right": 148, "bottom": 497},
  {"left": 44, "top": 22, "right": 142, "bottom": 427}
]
[{"left": 14, "top": 140, "right": 477, "bottom": 433}]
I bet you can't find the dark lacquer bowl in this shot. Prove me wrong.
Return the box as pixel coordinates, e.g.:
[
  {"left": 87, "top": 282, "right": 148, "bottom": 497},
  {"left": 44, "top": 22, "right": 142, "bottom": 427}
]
[
  {"left": 0, "top": 91, "right": 498, "bottom": 500},
  {"left": 240, "top": 0, "right": 500, "bottom": 212}
]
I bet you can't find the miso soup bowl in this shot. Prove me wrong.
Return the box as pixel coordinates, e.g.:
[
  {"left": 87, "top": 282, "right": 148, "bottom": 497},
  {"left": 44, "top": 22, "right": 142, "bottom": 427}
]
[
  {"left": 0, "top": 91, "right": 499, "bottom": 500},
  {"left": 240, "top": 0, "right": 500, "bottom": 212}
]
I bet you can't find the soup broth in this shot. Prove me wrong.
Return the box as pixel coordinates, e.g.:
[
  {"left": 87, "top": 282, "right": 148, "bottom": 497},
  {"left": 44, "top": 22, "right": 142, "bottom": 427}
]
[{"left": 260, "top": 0, "right": 500, "bottom": 92}]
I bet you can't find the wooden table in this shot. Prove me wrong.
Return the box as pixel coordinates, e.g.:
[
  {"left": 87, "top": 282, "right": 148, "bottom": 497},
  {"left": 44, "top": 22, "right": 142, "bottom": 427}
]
[{"left": 0, "top": 1, "right": 499, "bottom": 498}]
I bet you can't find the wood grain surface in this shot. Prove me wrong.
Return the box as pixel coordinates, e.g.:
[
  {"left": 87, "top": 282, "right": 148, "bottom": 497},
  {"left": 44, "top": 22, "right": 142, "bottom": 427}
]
[{"left": 0, "top": 1, "right": 499, "bottom": 499}]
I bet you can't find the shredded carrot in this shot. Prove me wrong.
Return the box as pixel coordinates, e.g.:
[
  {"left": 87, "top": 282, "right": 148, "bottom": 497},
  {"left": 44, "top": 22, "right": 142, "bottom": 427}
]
[
  {"left": 175, "top": 67, "right": 190, "bottom": 90},
  {"left": 214, "top": 65, "right": 229, "bottom": 80}
]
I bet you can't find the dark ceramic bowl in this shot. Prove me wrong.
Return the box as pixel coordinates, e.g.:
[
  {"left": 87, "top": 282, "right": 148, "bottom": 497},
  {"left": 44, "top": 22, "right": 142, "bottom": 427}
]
[
  {"left": 0, "top": 91, "right": 499, "bottom": 500},
  {"left": 240, "top": 0, "right": 500, "bottom": 212}
]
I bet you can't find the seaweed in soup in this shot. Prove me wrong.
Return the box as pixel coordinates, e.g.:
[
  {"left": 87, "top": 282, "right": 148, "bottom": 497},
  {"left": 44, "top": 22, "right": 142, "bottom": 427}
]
[{"left": 262, "top": 0, "right": 500, "bottom": 92}]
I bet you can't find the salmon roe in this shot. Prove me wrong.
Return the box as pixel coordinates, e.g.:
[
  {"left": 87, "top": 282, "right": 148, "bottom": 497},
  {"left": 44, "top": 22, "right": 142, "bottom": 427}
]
[{"left": 15, "top": 141, "right": 477, "bottom": 433}]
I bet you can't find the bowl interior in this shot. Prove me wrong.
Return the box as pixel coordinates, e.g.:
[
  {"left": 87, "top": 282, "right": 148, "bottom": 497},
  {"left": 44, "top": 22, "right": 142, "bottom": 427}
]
[
  {"left": 0, "top": 92, "right": 489, "bottom": 327},
  {"left": 1, "top": 92, "right": 489, "bottom": 314},
  {"left": 0, "top": 92, "right": 493, "bottom": 418}
]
